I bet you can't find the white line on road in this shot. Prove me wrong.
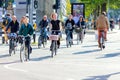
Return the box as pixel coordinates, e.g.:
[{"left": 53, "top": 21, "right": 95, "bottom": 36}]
[{"left": 4, "top": 64, "right": 28, "bottom": 73}]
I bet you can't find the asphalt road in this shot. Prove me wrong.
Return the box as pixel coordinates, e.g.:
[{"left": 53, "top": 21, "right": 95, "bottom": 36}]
[{"left": 0, "top": 27, "right": 120, "bottom": 80}]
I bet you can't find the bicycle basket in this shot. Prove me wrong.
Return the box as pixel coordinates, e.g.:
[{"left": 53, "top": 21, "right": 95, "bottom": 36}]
[
  {"left": 75, "top": 27, "right": 82, "bottom": 33},
  {"left": 49, "top": 35, "right": 59, "bottom": 40}
]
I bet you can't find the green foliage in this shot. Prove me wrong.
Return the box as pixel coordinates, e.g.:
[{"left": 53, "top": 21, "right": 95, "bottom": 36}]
[{"left": 76, "top": 0, "right": 120, "bottom": 18}]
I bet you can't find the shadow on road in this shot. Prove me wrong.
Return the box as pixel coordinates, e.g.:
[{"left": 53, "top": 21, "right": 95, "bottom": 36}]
[
  {"left": 73, "top": 49, "right": 100, "bottom": 55},
  {"left": 0, "top": 60, "right": 20, "bottom": 65},
  {"left": 0, "top": 53, "right": 9, "bottom": 58},
  {"left": 82, "top": 72, "right": 120, "bottom": 80},
  {"left": 97, "top": 52, "right": 120, "bottom": 59},
  {"left": 82, "top": 44, "right": 98, "bottom": 48},
  {"left": 31, "top": 55, "right": 51, "bottom": 61}
]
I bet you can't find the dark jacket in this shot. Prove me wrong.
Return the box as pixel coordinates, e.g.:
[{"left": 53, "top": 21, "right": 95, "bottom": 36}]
[
  {"left": 76, "top": 20, "right": 85, "bottom": 28},
  {"left": 19, "top": 23, "right": 34, "bottom": 36},
  {"left": 39, "top": 19, "right": 48, "bottom": 28},
  {"left": 6, "top": 20, "right": 19, "bottom": 33}
]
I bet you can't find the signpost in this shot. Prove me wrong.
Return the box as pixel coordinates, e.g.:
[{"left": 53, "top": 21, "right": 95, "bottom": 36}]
[{"left": 71, "top": 3, "right": 85, "bottom": 24}]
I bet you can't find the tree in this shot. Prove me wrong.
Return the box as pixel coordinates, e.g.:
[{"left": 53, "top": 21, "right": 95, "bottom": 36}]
[
  {"left": 66, "top": 0, "right": 71, "bottom": 15},
  {"left": 76, "top": 0, "right": 120, "bottom": 19}
]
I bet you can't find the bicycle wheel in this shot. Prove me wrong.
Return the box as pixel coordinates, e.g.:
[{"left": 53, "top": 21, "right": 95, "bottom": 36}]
[
  {"left": 25, "top": 47, "right": 28, "bottom": 61},
  {"left": 54, "top": 41, "right": 57, "bottom": 55},
  {"left": 51, "top": 41, "right": 55, "bottom": 57},
  {"left": 38, "top": 36, "right": 41, "bottom": 48},
  {"left": 42, "top": 38, "right": 45, "bottom": 48},
  {"left": 66, "top": 40, "right": 69, "bottom": 48},
  {"left": 77, "top": 33, "right": 80, "bottom": 45},
  {"left": 20, "top": 46, "right": 25, "bottom": 62},
  {"left": 9, "top": 40, "right": 12, "bottom": 56},
  {"left": 100, "top": 37, "right": 103, "bottom": 50}
]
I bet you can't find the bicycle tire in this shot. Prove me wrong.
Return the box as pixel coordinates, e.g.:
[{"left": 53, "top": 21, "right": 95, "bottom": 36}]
[
  {"left": 38, "top": 36, "right": 41, "bottom": 48},
  {"left": 77, "top": 34, "right": 80, "bottom": 45},
  {"left": 20, "top": 46, "right": 25, "bottom": 62},
  {"left": 25, "top": 47, "right": 29, "bottom": 61},
  {"left": 51, "top": 41, "right": 55, "bottom": 57},
  {"left": 55, "top": 41, "right": 57, "bottom": 55},
  {"left": 9, "top": 40, "right": 12, "bottom": 56}
]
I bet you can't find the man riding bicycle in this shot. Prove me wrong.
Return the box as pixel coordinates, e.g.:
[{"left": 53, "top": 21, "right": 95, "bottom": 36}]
[
  {"left": 39, "top": 15, "right": 49, "bottom": 41},
  {"left": 19, "top": 17, "right": 34, "bottom": 60},
  {"left": 96, "top": 12, "right": 109, "bottom": 47},
  {"left": 5, "top": 15, "right": 19, "bottom": 45},
  {"left": 65, "top": 14, "right": 75, "bottom": 44}
]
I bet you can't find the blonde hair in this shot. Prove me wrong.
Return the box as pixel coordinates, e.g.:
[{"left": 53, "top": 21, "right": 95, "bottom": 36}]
[{"left": 51, "top": 12, "right": 57, "bottom": 20}]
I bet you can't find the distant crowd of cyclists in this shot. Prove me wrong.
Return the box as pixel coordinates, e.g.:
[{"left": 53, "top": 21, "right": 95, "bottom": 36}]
[{"left": 1, "top": 11, "right": 117, "bottom": 60}]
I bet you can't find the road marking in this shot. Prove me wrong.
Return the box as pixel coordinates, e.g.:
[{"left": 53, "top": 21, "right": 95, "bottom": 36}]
[
  {"left": 67, "top": 78, "right": 75, "bottom": 80},
  {"left": 4, "top": 64, "right": 28, "bottom": 73}
]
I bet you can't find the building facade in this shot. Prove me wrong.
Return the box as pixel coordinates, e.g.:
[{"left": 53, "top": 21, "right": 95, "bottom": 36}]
[
  {"left": 36, "top": 0, "right": 54, "bottom": 25},
  {"left": 14, "top": 0, "right": 26, "bottom": 22}
]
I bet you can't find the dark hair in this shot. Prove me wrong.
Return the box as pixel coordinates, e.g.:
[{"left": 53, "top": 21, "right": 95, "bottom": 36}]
[{"left": 102, "top": 11, "right": 106, "bottom": 16}]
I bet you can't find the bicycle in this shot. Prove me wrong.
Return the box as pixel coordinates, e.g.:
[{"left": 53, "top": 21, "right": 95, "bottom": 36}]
[
  {"left": 66, "top": 29, "right": 72, "bottom": 48},
  {"left": 8, "top": 33, "right": 17, "bottom": 56},
  {"left": 19, "top": 35, "right": 31, "bottom": 62},
  {"left": 49, "top": 30, "right": 60, "bottom": 58},
  {"left": 99, "top": 30, "right": 105, "bottom": 50},
  {"left": 75, "top": 27, "right": 83, "bottom": 44},
  {"left": 38, "top": 27, "right": 47, "bottom": 48}
]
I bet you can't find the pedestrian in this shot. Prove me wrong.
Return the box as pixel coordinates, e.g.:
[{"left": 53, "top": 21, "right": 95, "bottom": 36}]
[
  {"left": 96, "top": 12, "right": 109, "bottom": 47},
  {"left": 33, "top": 21, "right": 37, "bottom": 43}
]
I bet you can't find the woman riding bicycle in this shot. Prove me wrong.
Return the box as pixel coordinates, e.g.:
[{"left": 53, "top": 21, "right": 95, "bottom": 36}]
[
  {"left": 50, "top": 12, "right": 62, "bottom": 50},
  {"left": 19, "top": 17, "right": 34, "bottom": 60}
]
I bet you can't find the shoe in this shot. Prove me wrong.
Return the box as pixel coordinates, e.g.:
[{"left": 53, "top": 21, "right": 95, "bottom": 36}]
[
  {"left": 50, "top": 48, "right": 52, "bottom": 51},
  {"left": 105, "top": 39, "right": 107, "bottom": 41},
  {"left": 58, "top": 45, "right": 60, "bottom": 48}
]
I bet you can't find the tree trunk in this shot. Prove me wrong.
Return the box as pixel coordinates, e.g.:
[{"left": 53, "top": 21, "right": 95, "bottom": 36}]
[{"left": 101, "top": 3, "right": 107, "bottom": 13}]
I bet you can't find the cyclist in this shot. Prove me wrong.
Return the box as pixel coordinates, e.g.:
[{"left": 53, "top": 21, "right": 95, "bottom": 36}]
[
  {"left": 39, "top": 15, "right": 49, "bottom": 41},
  {"left": 2, "top": 13, "right": 12, "bottom": 44},
  {"left": 76, "top": 16, "right": 86, "bottom": 34},
  {"left": 6, "top": 15, "right": 19, "bottom": 33},
  {"left": 65, "top": 14, "right": 75, "bottom": 44},
  {"left": 19, "top": 17, "right": 34, "bottom": 60},
  {"left": 6, "top": 15, "right": 19, "bottom": 46},
  {"left": 50, "top": 12, "right": 62, "bottom": 50},
  {"left": 96, "top": 12, "right": 109, "bottom": 47}
]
